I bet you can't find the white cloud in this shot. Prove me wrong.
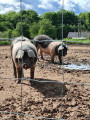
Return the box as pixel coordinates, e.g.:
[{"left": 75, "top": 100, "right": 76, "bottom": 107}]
[
  {"left": 77, "top": 0, "right": 90, "bottom": 12},
  {"left": 59, "top": 0, "right": 90, "bottom": 12},
  {"left": 0, "top": 0, "right": 33, "bottom": 14},
  {"left": 22, "top": 3, "right": 33, "bottom": 10},
  {"left": 0, "top": 0, "right": 90, "bottom": 14},
  {"left": 38, "top": 0, "right": 54, "bottom": 9},
  {"left": 59, "top": 0, "right": 76, "bottom": 11},
  {"left": 0, "top": 0, "right": 20, "bottom": 14},
  {"left": 0, "top": 7, "right": 15, "bottom": 14},
  {"left": 0, "top": 0, "right": 14, "bottom": 4}
]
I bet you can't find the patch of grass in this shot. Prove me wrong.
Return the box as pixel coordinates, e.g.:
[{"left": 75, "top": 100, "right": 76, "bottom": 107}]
[
  {"left": 0, "top": 41, "right": 11, "bottom": 45},
  {"left": 63, "top": 38, "right": 90, "bottom": 44}
]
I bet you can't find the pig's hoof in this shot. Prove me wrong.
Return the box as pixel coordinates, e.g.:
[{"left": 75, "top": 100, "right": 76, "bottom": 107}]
[
  {"left": 17, "top": 80, "right": 21, "bottom": 84},
  {"left": 30, "top": 81, "right": 35, "bottom": 86}
]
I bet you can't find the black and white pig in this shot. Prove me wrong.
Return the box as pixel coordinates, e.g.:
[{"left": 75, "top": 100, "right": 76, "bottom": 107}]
[
  {"left": 11, "top": 36, "right": 37, "bottom": 83},
  {"left": 34, "top": 35, "right": 68, "bottom": 64}
]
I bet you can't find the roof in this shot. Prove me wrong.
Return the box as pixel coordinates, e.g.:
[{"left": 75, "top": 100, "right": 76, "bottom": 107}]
[{"left": 67, "top": 32, "right": 90, "bottom": 38}]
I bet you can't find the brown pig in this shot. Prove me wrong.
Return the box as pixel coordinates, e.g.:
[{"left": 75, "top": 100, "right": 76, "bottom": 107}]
[
  {"left": 34, "top": 35, "right": 68, "bottom": 64},
  {"left": 11, "top": 36, "right": 37, "bottom": 83}
]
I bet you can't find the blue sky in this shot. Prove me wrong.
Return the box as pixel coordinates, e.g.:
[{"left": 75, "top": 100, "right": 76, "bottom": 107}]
[{"left": 0, "top": 0, "right": 90, "bottom": 15}]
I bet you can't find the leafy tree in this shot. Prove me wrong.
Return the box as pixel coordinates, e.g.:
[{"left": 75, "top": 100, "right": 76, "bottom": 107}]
[
  {"left": 69, "top": 25, "right": 78, "bottom": 32},
  {"left": 56, "top": 25, "right": 62, "bottom": 39},
  {"left": 29, "top": 22, "right": 40, "bottom": 38},
  {"left": 0, "top": 29, "right": 12, "bottom": 38},
  {"left": 16, "top": 22, "right": 30, "bottom": 38},
  {"left": 88, "top": 35, "right": 90, "bottom": 40},
  {"left": 86, "top": 12, "right": 90, "bottom": 30},
  {"left": 0, "top": 9, "right": 89, "bottom": 40},
  {"left": 0, "top": 22, "right": 8, "bottom": 32},
  {"left": 78, "top": 12, "right": 90, "bottom": 31},
  {"left": 57, "top": 24, "right": 77, "bottom": 39},
  {"left": 11, "top": 29, "right": 20, "bottom": 38},
  {"left": 56, "top": 10, "right": 63, "bottom": 25},
  {"left": 38, "top": 19, "right": 56, "bottom": 39},
  {"left": 40, "top": 12, "right": 57, "bottom": 26},
  {"left": 4, "top": 11, "right": 20, "bottom": 29},
  {"left": 4, "top": 21, "right": 14, "bottom": 30},
  {"left": 19, "top": 10, "right": 39, "bottom": 24}
]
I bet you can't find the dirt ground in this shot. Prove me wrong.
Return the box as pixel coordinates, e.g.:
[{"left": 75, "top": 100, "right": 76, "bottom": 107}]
[{"left": 0, "top": 44, "right": 90, "bottom": 120}]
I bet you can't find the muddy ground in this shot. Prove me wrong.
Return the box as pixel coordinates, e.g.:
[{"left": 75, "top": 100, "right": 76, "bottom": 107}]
[{"left": 0, "top": 44, "right": 90, "bottom": 120}]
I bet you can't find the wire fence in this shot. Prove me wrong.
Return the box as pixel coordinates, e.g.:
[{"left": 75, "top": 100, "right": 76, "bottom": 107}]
[
  {"left": 0, "top": 77, "right": 90, "bottom": 86},
  {"left": 0, "top": 38, "right": 90, "bottom": 45},
  {"left": 0, "top": 44, "right": 90, "bottom": 120},
  {"left": 0, "top": 71, "right": 90, "bottom": 120},
  {"left": 0, "top": 0, "right": 90, "bottom": 120}
]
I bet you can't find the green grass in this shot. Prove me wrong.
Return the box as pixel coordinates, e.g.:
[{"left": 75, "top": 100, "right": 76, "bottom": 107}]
[
  {"left": 0, "top": 38, "right": 90, "bottom": 45},
  {"left": 63, "top": 38, "right": 90, "bottom": 44},
  {"left": 0, "top": 40, "right": 11, "bottom": 45}
]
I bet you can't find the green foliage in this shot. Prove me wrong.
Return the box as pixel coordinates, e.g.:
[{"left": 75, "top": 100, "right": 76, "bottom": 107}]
[
  {"left": 88, "top": 35, "right": 90, "bottom": 40},
  {"left": 0, "top": 9, "right": 90, "bottom": 40},
  {"left": 56, "top": 10, "right": 78, "bottom": 25},
  {"left": 40, "top": 12, "right": 57, "bottom": 26},
  {"left": 0, "top": 40, "right": 11, "bottom": 45},
  {"left": 38, "top": 19, "right": 56, "bottom": 39},
  {"left": 11, "top": 29, "right": 20, "bottom": 38},
  {"left": 0, "top": 29, "right": 12, "bottom": 38},
  {"left": 19, "top": 9, "right": 39, "bottom": 24},
  {"left": 63, "top": 10, "right": 78, "bottom": 25},
  {"left": 79, "top": 12, "right": 90, "bottom": 31},
  {"left": 0, "top": 22, "right": 8, "bottom": 32},
  {"left": 16, "top": 22, "right": 30, "bottom": 38},
  {"left": 29, "top": 22, "right": 40, "bottom": 38},
  {"left": 5, "top": 11, "right": 20, "bottom": 29},
  {"left": 64, "top": 38, "right": 90, "bottom": 44}
]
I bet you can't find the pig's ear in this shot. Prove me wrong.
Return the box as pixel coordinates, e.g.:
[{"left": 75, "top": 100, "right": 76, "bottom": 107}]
[
  {"left": 28, "top": 50, "right": 36, "bottom": 57},
  {"left": 66, "top": 45, "right": 68, "bottom": 50},
  {"left": 16, "top": 50, "right": 24, "bottom": 58},
  {"left": 58, "top": 45, "right": 64, "bottom": 50}
]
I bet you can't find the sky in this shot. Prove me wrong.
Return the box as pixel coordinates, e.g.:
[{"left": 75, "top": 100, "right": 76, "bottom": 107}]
[{"left": 0, "top": 0, "right": 90, "bottom": 15}]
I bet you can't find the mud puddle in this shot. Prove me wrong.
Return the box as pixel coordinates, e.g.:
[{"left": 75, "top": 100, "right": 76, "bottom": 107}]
[{"left": 63, "top": 61, "right": 90, "bottom": 71}]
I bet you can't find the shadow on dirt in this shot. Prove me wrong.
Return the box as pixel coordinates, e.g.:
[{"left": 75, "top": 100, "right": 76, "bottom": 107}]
[{"left": 22, "top": 78, "right": 68, "bottom": 98}]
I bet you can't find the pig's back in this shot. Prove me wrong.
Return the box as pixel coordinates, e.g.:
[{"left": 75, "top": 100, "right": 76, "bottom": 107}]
[{"left": 12, "top": 40, "right": 37, "bottom": 62}]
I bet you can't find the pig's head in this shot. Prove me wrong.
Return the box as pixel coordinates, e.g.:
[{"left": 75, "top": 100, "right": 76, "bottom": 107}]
[
  {"left": 58, "top": 43, "right": 68, "bottom": 57},
  {"left": 15, "top": 49, "right": 37, "bottom": 69}
]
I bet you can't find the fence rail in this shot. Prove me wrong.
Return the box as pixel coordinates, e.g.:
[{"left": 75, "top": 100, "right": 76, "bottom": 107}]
[
  {"left": 0, "top": 77, "right": 90, "bottom": 86},
  {"left": 0, "top": 38, "right": 90, "bottom": 44}
]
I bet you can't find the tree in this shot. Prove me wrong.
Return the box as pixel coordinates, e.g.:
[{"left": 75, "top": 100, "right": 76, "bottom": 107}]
[
  {"left": 4, "top": 11, "right": 20, "bottom": 29},
  {"left": 11, "top": 29, "right": 20, "bottom": 38},
  {"left": 40, "top": 12, "right": 57, "bottom": 26},
  {"left": 0, "top": 29, "right": 12, "bottom": 38},
  {"left": 29, "top": 22, "right": 40, "bottom": 38},
  {"left": 78, "top": 12, "right": 90, "bottom": 31},
  {"left": 38, "top": 19, "right": 56, "bottom": 39},
  {"left": 16, "top": 22, "right": 30, "bottom": 38},
  {"left": 0, "top": 21, "right": 8, "bottom": 32},
  {"left": 19, "top": 10, "right": 39, "bottom": 24},
  {"left": 86, "top": 12, "right": 90, "bottom": 30}
]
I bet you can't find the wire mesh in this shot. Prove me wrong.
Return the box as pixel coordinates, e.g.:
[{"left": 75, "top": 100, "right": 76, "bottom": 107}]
[{"left": 0, "top": 0, "right": 90, "bottom": 120}]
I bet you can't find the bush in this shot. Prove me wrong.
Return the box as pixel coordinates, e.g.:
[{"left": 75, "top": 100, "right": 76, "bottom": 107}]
[
  {"left": 88, "top": 35, "right": 90, "bottom": 40},
  {"left": 0, "top": 40, "right": 11, "bottom": 45},
  {"left": 0, "top": 29, "right": 12, "bottom": 38}
]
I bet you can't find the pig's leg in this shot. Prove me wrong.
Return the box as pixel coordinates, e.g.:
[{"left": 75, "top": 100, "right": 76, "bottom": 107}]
[
  {"left": 30, "top": 67, "right": 35, "bottom": 79},
  {"left": 30, "top": 66, "right": 35, "bottom": 85},
  {"left": 17, "top": 69, "right": 23, "bottom": 83},
  {"left": 40, "top": 50, "right": 44, "bottom": 60},
  {"left": 51, "top": 54, "right": 54, "bottom": 63},
  {"left": 37, "top": 47, "right": 40, "bottom": 61},
  {"left": 13, "top": 62, "right": 17, "bottom": 78},
  {"left": 58, "top": 56, "right": 62, "bottom": 65}
]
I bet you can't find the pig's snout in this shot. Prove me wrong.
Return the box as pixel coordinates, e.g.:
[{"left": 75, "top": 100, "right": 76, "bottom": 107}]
[{"left": 23, "top": 63, "right": 28, "bottom": 70}]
